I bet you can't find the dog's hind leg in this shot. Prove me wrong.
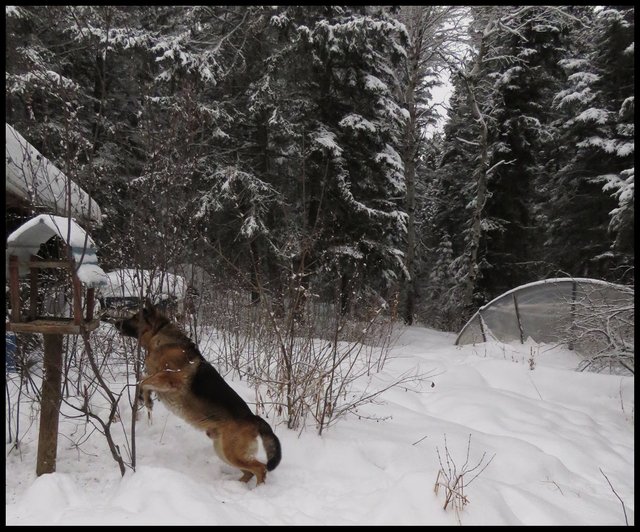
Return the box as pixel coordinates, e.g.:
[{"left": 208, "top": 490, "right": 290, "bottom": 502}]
[
  {"left": 208, "top": 432, "right": 263, "bottom": 483},
  {"left": 239, "top": 470, "right": 254, "bottom": 483},
  {"left": 234, "top": 460, "right": 266, "bottom": 485},
  {"left": 221, "top": 424, "right": 268, "bottom": 485}
]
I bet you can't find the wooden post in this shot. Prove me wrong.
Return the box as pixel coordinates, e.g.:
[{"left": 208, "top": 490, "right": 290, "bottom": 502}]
[
  {"left": 86, "top": 288, "right": 95, "bottom": 321},
  {"left": 9, "top": 255, "right": 21, "bottom": 323},
  {"left": 71, "top": 264, "right": 83, "bottom": 326},
  {"left": 29, "top": 255, "right": 39, "bottom": 320},
  {"left": 512, "top": 293, "right": 525, "bottom": 344},
  {"left": 568, "top": 281, "right": 577, "bottom": 351},
  {"left": 36, "top": 333, "right": 64, "bottom": 476}
]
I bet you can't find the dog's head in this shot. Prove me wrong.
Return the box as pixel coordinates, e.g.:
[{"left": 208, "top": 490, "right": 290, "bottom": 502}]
[{"left": 113, "top": 299, "right": 162, "bottom": 340}]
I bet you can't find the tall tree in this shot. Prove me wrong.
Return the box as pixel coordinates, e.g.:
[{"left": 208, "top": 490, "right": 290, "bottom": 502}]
[
  {"left": 427, "top": 6, "right": 580, "bottom": 326},
  {"left": 546, "top": 6, "right": 634, "bottom": 283},
  {"left": 209, "top": 7, "right": 410, "bottom": 310},
  {"left": 396, "top": 6, "right": 467, "bottom": 324}
]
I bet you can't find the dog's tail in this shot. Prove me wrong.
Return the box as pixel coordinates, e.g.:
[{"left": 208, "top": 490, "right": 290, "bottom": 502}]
[{"left": 255, "top": 416, "right": 282, "bottom": 471}]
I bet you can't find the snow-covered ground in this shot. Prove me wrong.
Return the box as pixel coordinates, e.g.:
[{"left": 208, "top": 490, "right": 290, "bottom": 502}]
[{"left": 5, "top": 325, "right": 634, "bottom": 525}]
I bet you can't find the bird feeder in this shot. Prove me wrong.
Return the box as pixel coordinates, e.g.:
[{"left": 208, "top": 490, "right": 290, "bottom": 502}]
[
  {"left": 6, "top": 214, "right": 107, "bottom": 334},
  {"left": 5, "top": 214, "right": 107, "bottom": 476}
]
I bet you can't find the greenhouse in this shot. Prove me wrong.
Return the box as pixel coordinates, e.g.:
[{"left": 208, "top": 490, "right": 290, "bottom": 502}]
[{"left": 455, "top": 278, "right": 634, "bottom": 364}]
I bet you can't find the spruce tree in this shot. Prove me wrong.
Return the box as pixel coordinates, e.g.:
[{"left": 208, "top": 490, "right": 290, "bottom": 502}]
[{"left": 547, "top": 6, "right": 634, "bottom": 282}]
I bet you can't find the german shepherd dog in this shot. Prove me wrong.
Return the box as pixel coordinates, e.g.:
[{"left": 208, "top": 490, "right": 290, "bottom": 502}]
[{"left": 114, "top": 300, "right": 281, "bottom": 485}]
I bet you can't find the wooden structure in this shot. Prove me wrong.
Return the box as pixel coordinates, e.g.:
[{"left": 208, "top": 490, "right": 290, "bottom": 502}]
[
  {"left": 6, "top": 214, "right": 107, "bottom": 476},
  {"left": 6, "top": 122, "right": 102, "bottom": 238},
  {"left": 7, "top": 252, "right": 100, "bottom": 334}
]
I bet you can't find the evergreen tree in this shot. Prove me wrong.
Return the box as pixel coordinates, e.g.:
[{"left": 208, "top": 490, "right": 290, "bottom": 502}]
[
  {"left": 478, "top": 6, "right": 570, "bottom": 296},
  {"left": 6, "top": 5, "right": 632, "bottom": 334},
  {"left": 427, "top": 6, "right": 578, "bottom": 327},
  {"left": 397, "top": 6, "right": 467, "bottom": 324},
  {"left": 201, "top": 6, "right": 410, "bottom": 309},
  {"left": 547, "top": 6, "right": 634, "bottom": 282}
]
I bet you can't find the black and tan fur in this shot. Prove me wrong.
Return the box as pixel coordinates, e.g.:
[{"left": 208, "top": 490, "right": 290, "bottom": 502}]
[{"left": 114, "top": 300, "right": 281, "bottom": 485}]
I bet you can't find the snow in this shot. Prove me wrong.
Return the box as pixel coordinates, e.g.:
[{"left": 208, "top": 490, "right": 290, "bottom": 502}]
[
  {"left": 577, "top": 136, "right": 634, "bottom": 157},
  {"left": 8, "top": 70, "right": 80, "bottom": 95},
  {"left": 339, "top": 113, "right": 377, "bottom": 134},
  {"left": 312, "top": 129, "right": 343, "bottom": 158},
  {"left": 554, "top": 87, "right": 596, "bottom": 108},
  {"left": 329, "top": 245, "right": 365, "bottom": 260},
  {"left": 498, "top": 66, "right": 524, "bottom": 86},
  {"left": 558, "top": 58, "right": 589, "bottom": 71},
  {"left": 5, "top": 123, "right": 103, "bottom": 225},
  {"left": 566, "top": 71, "right": 600, "bottom": 84},
  {"left": 375, "top": 144, "right": 404, "bottom": 173},
  {"left": 6, "top": 5, "right": 26, "bottom": 18},
  {"left": 616, "top": 141, "right": 634, "bottom": 157},
  {"left": 5, "top": 324, "right": 634, "bottom": 525},
  {"left": 364, "top": 74, "right": 388, "bottom": 93},
  {"left": 270, "top": 13, "right": 290, "bottom": 28},
  {"left": 599, "top": 168, "right": 634, "bottom": 235},
  {"left": 99, "top": 269, "right": 187, "bottom": 301},
  {"left": 240, "top": 215, "right": 259, "bottom": 238},
  {"left": 8, "top": 214, "right": 96, "bottom": 251},
  {"left": 6, "top": 214, "right": 108, "bottom": 288},
  {"left": 575, "top": 107, "right": 609, "bottom": 125}
]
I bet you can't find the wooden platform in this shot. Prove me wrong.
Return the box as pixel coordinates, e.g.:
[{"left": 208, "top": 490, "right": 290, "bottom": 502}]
[{"left": 6, "top": 318, "right": 101, "bottom": 335}]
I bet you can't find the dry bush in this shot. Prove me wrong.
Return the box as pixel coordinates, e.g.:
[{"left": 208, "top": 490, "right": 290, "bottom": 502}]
[
  {"left": 195, "top": 275, "right": 420, "bottom": 435},
  {"left": 434, "top": 434, "right": 496, "bottom": 523},
  {"left": 565, "top": 285, "right": 634, "bottom": 375}
]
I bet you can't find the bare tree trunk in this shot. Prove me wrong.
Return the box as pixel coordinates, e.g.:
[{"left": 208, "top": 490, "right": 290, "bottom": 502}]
[
  {"left": 340, "top": 272, "right": 350, "bottom": 317},
  {"left": 398, "top": 6, "right": 468, "bottom": 324},
  {"left": 461, "top": 77, "right": 489, "bottom": 310},
  {"left": 36, "top": 334, "right": 64, "bottom": 476},
  {"left": 459, "top": 10, "right": 496, "bottom": 311},
  {"left": 400, "top": 9, "right": 421, "bottom": 325},
  {"left": 249, "top": 240, "right": 261, "bottom": 304},
  {"left": 90, "top": 7, "right": 113, "bottom": 153},
  {"left": 402, "top": 129, "right": 417, "bottom": 325}
]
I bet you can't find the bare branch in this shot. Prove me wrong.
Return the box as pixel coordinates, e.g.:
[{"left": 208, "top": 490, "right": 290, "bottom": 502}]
[{"left": 599, "top": 468, "right": 629, "bottom": 526}]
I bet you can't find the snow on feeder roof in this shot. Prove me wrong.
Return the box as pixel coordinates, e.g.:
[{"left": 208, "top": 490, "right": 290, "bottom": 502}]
[
  {"left": 6, "top": 123, "right": 102, "bottom": 226},
  {"left": 6, "top": 214, "right": 108, "bottom": 288},
  {"left": 455, "top": 277, "right": 634, "bottom": 361}
]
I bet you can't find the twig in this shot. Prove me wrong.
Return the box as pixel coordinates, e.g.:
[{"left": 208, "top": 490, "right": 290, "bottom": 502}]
[
  {"left": 599, "top": 468, "right": 629, "bottom": 526},
  {"left": 412, "top": 434, "right": 428, "bottom": 446},
  {"left": 528, "top": 373, "right": 543, "bottom": 401},
  {"left": 434, "top": 433, "right": 495, "bottom": 519}
]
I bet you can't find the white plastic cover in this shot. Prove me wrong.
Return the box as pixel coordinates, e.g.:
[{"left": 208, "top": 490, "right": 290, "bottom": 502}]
[{"left": 456, "top": 278, "right": 634, "bottom": 357}]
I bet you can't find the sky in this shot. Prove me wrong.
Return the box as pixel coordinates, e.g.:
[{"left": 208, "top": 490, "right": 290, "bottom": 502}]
[{"left": 427, "top": 71, "right": 453, "bottom": 134}]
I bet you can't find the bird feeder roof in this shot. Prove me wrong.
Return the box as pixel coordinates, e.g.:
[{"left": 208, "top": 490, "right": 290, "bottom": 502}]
[
  {"left": 6, "top": 123, "right": 103, "bottom": 225},
  {"left": 6, "top": 214, "right": 108, "bottom": 288}
]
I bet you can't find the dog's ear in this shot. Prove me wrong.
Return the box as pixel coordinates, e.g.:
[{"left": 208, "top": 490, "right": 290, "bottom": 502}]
[{"left": 142, "top": 298, "right": 155, "bottom": 318}]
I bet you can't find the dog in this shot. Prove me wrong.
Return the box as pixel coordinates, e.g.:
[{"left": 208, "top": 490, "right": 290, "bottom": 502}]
[{"left": 113, "top": 299, "right": 281, "bottom": 485}]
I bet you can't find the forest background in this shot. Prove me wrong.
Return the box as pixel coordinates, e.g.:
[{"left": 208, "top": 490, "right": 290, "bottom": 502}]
[{"left": 5, "top": 5, "right": 634, "bottom": 332}]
